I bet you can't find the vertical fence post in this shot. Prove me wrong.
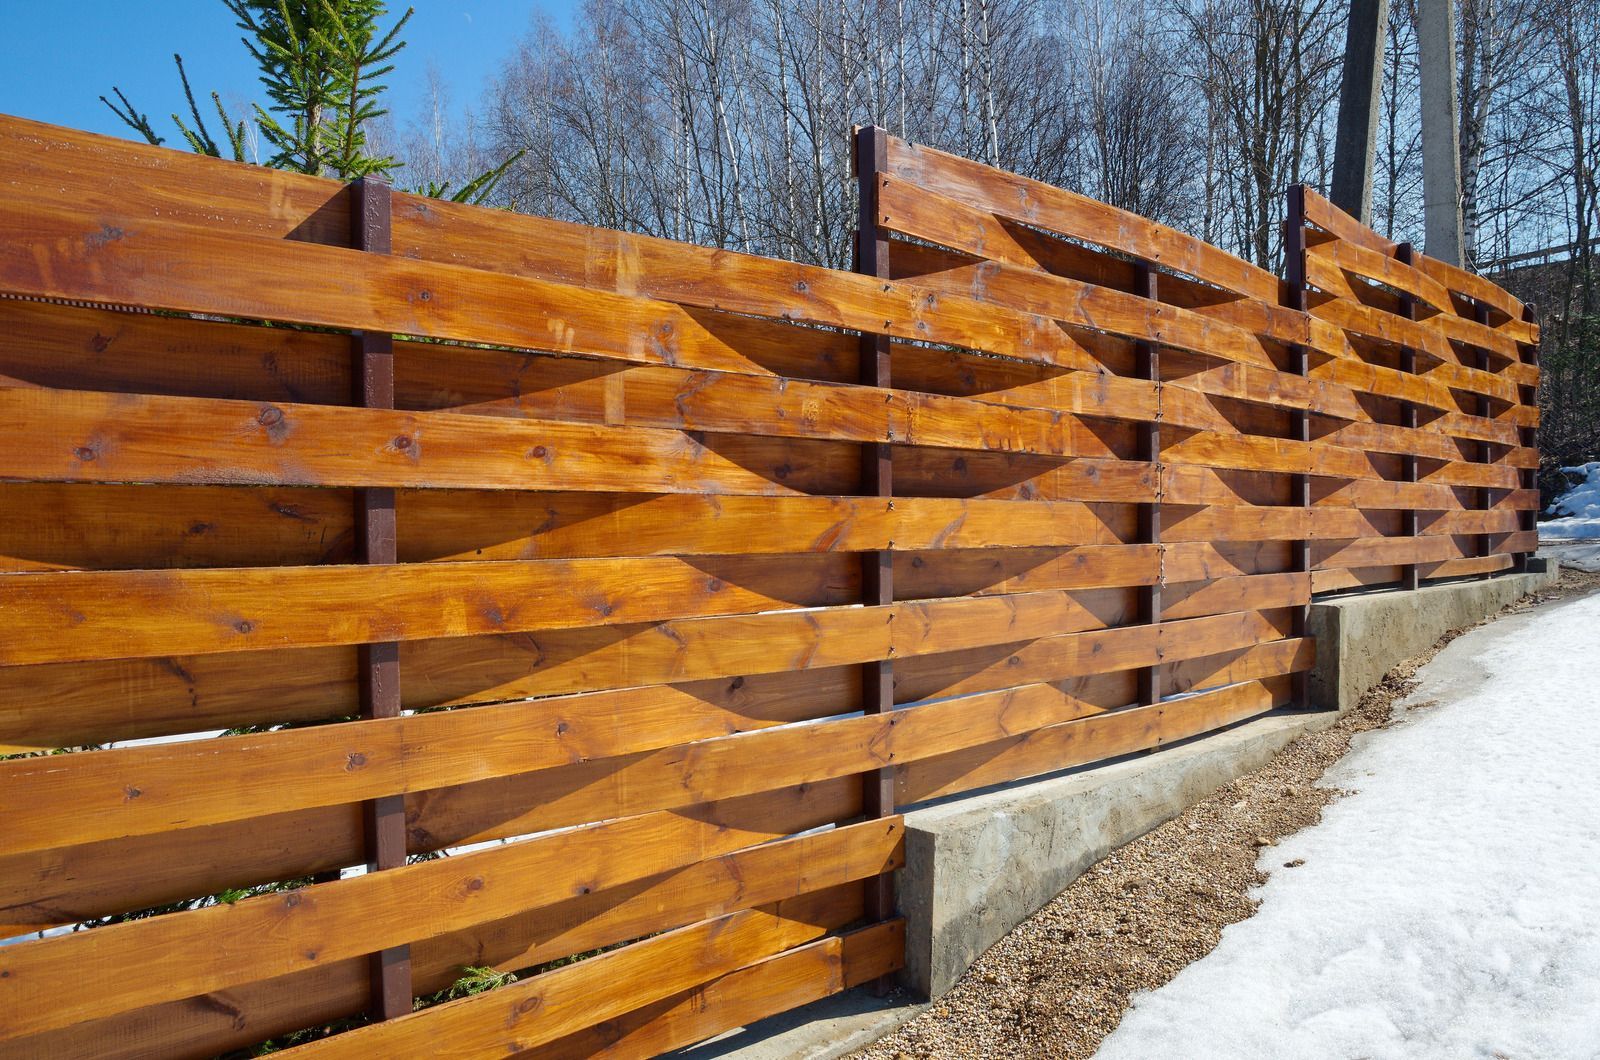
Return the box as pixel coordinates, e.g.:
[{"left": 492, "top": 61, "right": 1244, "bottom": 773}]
[
  {"left": 1515, "top": 304, "right": 1540, "bottom": 573},
  {"left": 350, "top": 175, "right": 414, "bottom": 1021},
  {"left": 1133, "top": 263, "right": 1162, "bottom": 706},
  {"left": 1395, "top": 244, "right": 1422, "bottom": 591},
  {"left": 1472, "top": 302, "right": 1495, "bottom": 579},
  {"left": 851, "top": 125, "right": 896, "bottom": 982},
  {"left": 1284, "top": 187, "right": 1312, "bottom": 708}
]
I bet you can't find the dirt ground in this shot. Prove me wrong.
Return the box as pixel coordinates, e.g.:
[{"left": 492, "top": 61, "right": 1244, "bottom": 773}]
[{"left": 854, "top": 568, "right": 1600, "bottom": 1060}]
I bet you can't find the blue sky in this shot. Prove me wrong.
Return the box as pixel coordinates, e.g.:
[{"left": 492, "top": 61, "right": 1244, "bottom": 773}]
[{"left": 0, "top": 2, "right": 576, "bottom": 143}]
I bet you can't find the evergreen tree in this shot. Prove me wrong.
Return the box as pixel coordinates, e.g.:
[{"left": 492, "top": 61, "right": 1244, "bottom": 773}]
[{"left": 101, "top": 0, "right": 516, "bottom": 202}]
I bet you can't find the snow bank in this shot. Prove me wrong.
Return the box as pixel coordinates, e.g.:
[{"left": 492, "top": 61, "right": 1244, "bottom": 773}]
[
  {"left": 1541, "top": 461, "right": 1600, "bottom": 540},
  {"left": 1095, "top": 592, "right": 1600, "bottom": 1060},
  {"left": 1540, "top": 462, "right": 1600, "bottom": 572}
]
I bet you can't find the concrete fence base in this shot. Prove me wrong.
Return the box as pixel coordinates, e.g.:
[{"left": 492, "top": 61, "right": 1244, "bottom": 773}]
[
  {"left": 1306, "top": 565, "right": 1559, "bottom": 713},
  {"left": 681, "top": 562, "right": 1560, "bottom": 1058}
]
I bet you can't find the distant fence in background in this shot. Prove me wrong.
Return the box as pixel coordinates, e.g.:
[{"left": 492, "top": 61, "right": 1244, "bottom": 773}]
[{"left": 0, "top": 115, "right": 1538, "bottom": 1058}]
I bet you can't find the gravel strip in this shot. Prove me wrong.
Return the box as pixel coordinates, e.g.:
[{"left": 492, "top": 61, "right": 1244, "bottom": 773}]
[{"left": 854, "top": 569, "right": 1600, "bottom": 1060}]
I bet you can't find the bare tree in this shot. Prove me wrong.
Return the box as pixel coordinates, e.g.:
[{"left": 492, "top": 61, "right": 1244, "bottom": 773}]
[{"left": 1171, "top": 0, "right": 1345, "bottom": 267}]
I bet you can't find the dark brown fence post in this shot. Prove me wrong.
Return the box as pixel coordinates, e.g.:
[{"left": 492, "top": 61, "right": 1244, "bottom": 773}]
[
  {"left": 1395, "top": 244, "right": 1422, "bottom": 592},
  {"left": 1472, "top": 302, "right": 1495, "bottom": 579},
  {"left": 1284, "top": 186, "right": 1312, "bottom": 708},
  {"left": 350, "top": 174, "right": 414, "bottom": 1020},
  {"left": 1133, "top": 263, "right": 1162, "bottom": 706},
  {"left": 851, "top": 125, "right": 896, "bottom": 981},
  {"left": 1516, "top": 304, "right": 1540, "bottom": 573}
]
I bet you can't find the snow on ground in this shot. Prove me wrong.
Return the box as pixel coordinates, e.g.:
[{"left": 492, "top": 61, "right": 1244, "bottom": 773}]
[
  {"left": 1541, "top": 462, "right": 1600, "bottom": 572},
  {"left": 1543, "top": 461, "right": 1600, "bottom": 538},
  {"left": 1096, "top": 591, "right": 1600, "bottom": 1060}
]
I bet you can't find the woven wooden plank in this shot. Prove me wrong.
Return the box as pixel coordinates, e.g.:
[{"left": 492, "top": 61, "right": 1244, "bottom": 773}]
[
  {"left": 0, "top": 579, "right": 1144, "bottom": 753},
  {"left": 0, "top": 114, "right": 348, "bottom": 243},
  {"left": 0, "top": 201, "right": 1094, "bottom": 379},
  {"left": 883, "top": 136, "right": 1279, "bottom": 301},
  {"left": 877, "top": 176, "right": 1279, "bottom": 369},
  {"left": 536, "top": 919, "right": 905, "bottom": 1060},
  {"left": 0, "top": 608, "right": 1273, "bottom": 937},
  {"left": 0, "top": 118, "right": 1547, "bottom": 1060},
  {"left": 280, "top": 902, "right": 862, "bottom": 1057},
  {"left": 0, "top": 483, "right": 1141, "bottom": 573},
  {"left": 0, "top": 815, "right": 900, "bottom": 1042},
  {"left": 899, "top": 676, "right": 1291, "bottom": 805},
  {"left": 1305, "top": 237, "right": 1452, "bottom": 312}
]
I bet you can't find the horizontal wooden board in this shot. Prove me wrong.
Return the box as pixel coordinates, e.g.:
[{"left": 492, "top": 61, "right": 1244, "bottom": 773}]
[
  {"left": 0, "top": 114, "right": 349, "bottom": 244},
  {"left": 889, "top": 335, "right": 1145, "bottom": 409},
  {"left": 0, "top": 861, "right": 870, "bottom": 1059},
  {"left": 1, "top": 591, "right": 1191, "bottom": 851},
  {"left": 1162, "top": 432, "right": 1378, "bottom": 480},
  {"left": 1164, "top": 362, "right": 1364, "bottom": 421},
  {"left": 281, "top": 902, "right": 865, "bottom": 1057},
  {"left": 1313, "top": 297, "right": 1461, "bottom": 366},
  {"left": 0, "top": 282, "right": 860, "bottom": 401},
  {"left": 1414, "top": 253, "right": 1525, "bottom": 321},
  {"left": 885, "top": 136, "right": 1279, "bottom": 302},
  {"left": 0, "top": 486, "right": 1133, "bottom": 573},
  {"left": 1160, "top": 506, "right": 1310, "bottom": 543},
  {"left": 0, "top": 578, "right": 1144, "bottom": 753},
  {"left": 0, "top": 482, "right": 355, "bottom": 573},
  {"left": 1165, "top": 638, "right": 1315, "bottom": 697},
  {"left": 1300, "top": 186, "right": 1397, "bottom": 256},
  {"left": 0, "top": 813, "right": 903, "bottom": 1040},
  {"left": 876, "top": 176, "right": 1277, "bottom": 370},
  {"left": 1421, "top": 552, "right": 1520, "bottom": 579},
  {"left": 1313, "top": 534, "right": 1469, "bottom": 569},
  {"left": 0, "top": 386, "right": 861, "bottom": 496},
  {"left": 539, "top": 919, "right": 905, "bottom": 1060},
  {"left": 399, "top": 492, "right": 1134, "bottom": 561},
  {"left": 1163, "top": 540, "right": 1294, "bottom": 581},
  {"left": 1305, "top": 237, "right": 1451, "bottom": 312},
  {"left": 0, "top": 764, "right": 862, "bottom": 941},
  {"left": 1309, "top": 476, "right": 1470, "bottom": 511},
  {"left": 1159, "top": 572, "right": 1310, "bottom": 620},
  {"left": 0, "top": 553, "right": 859, "bottom": 666},
  {"left": 387, "top": 187, "right": 1109, "bottom": 374},
  {"left": 899, "top": 676, "right": 1290, "bottom": 805},
  {"left": 0, "top": 554, "right": 1170, "bottom": 669},
  {"left": 0, "top": 198, "right": 1090, "bottom": 379},
  {"left": 1311, "top": 353, "right": 1455, "bottom": 416},
  {"left": 401, "top": 350, "right": 1150, "bottom": 456},
  {"left": 0, "top": 485, "right": 1218, "bottom": 580}
]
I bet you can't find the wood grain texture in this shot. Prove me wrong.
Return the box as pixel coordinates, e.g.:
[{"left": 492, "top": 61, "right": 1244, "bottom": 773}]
[
  {"left": 1305, "top": 237, "right": 1452, "bottom": 313},
  {"left": 0, "top": 553, "right": 859, "bottom": 665},
  {"left": 0, "top": 814, "right": 903, "bottom": 1041},
  {"left": 0, "top": 118, "right": 1543, "bottom": 1059},
  {"left": 876, "top": 176, "right": 1279, "bottom": 369},
  {"left": 0, "top": 200, "right": 1088, "bottom": 379},
  {"left": 0, "top": 114, "right": 348, "bottom": 243},
  {"left": 883, "top": 136, "right": 1279, "bottom": 301},
  {"left": 899, "top": 676, "right": 1290, "bottom": 805},
  {"left": 0, "top": 483, "right": 1133, "bottom": 574},
  {"left": 281, "top": 902, "right": 889, "bottom": 1057},
  {"left": 0, "top": 386, "right": 856, "bottom": 496},
  {"left": 1, "top": 589, "right": 1183, "bottom": 850},
  {"left": 536, "top": 919, "right": 905, "bottom": 1060},
  {"left": 0, "top": 882, "right": 874, "bottom": 1060}
]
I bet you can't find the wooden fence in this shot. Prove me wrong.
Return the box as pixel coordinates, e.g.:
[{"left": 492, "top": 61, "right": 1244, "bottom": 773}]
[{"left": 0, "top": 115, "right": 1537, "bottom": 1058}]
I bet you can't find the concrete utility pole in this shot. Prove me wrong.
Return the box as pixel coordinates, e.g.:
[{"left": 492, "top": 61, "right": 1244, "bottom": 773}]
[
  {"left": 1331, "top": 0, "right": 1389, "bottom": 224},
  {"left": 1418, "top": 0, "right": 1465, "bottom": 265}
]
